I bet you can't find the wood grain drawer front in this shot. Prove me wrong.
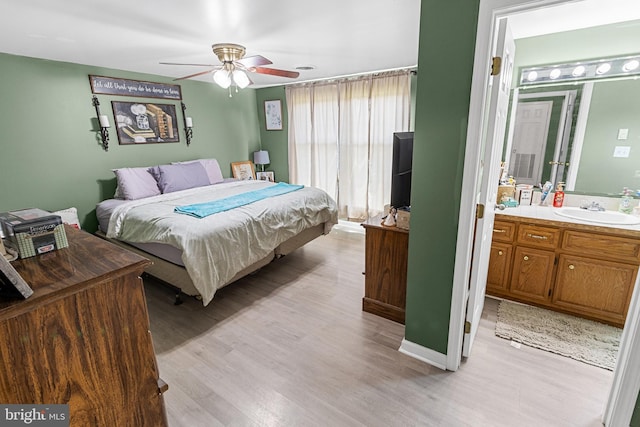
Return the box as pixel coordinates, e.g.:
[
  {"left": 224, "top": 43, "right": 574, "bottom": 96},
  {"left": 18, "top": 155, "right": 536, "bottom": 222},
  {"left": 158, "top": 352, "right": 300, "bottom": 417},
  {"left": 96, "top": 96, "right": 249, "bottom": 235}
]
[
  {"left": 487, "top": 242, "right": 513, "bottom": 292},
  {"left": 516, "top": 224, "right": 561, "bottom": 250},
  {"left": 509, "top": 246, "right": 555, "bottom": 302},
  {"left": 492, "top": 220, "right": 516, "bottom": 243},
  {"left": 562, "top": 230, "right": 640, "bottom": 263},
  {"left": 553, "top": 254, "right": 637, "bottom": 326}
]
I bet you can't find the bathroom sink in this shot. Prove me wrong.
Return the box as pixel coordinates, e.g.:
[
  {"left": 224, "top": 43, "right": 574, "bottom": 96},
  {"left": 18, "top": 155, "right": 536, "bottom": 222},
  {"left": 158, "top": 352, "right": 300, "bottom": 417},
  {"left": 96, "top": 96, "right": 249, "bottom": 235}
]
[{"left": 553, "top": 207, "right": 640, "bottom": 225}]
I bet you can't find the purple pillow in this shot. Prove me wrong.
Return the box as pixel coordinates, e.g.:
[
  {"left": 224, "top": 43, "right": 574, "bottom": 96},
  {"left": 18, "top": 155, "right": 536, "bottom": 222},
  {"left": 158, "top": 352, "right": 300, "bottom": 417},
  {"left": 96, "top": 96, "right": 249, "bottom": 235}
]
[
  {"left": 112, "top": 167, "right": 161, "bottom": 200},
  {"left": 150, "top": 162, "right": 210, "bottom": 194},
  {"left": 173, "top": 159, "right": 224, "bottom": 184}
]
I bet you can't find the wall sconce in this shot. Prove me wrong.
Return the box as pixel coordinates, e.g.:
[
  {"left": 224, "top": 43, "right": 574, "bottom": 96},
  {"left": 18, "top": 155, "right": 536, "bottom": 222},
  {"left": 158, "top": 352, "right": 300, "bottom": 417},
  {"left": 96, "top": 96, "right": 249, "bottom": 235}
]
[
  {"left": 92, "top": 95, "right": 110, "bottom": 151},
  {"left": 253, "top": 150, "right": 270, "bottom": 172},
  {"left": 181, "top": 102, "right": 193, "bottom": 146}
]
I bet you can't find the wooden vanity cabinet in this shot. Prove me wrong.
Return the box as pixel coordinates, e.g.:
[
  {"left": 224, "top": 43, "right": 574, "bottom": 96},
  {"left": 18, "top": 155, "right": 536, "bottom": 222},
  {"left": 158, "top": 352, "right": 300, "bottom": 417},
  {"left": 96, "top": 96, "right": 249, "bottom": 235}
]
[
  {"left": 486, "top": 220, "right": 515, "bottom": 294},
  {"left": 510, "top": 246, "right": 555, "bottom": 302},
  {"left": 487, "top": 215, "right": 640, "bottom": 327}
]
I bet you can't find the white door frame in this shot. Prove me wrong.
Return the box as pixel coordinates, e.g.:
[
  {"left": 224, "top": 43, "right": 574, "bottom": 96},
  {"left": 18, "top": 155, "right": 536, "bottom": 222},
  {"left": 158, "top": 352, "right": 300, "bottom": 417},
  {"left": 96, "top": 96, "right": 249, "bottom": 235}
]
[{"left": 448, "top": 0, "right": 640, "bottom": 424}]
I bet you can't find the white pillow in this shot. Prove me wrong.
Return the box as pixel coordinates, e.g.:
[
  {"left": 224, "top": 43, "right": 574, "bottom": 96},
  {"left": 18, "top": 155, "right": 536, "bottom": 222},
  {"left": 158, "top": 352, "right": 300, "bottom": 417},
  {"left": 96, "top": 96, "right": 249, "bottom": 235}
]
[{"left": 52, "top": 207, "right": 81, "bottom": 230}]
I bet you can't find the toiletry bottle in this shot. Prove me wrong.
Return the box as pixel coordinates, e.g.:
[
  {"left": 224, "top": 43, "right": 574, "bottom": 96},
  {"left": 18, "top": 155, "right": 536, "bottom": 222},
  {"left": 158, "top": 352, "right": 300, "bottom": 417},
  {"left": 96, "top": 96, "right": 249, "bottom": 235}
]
[
  {"left": 619, "top": 187, "right": 634, "bottom": 214},
  {"left": 553, "top": 182, "right": 565, "bottom": 207}
]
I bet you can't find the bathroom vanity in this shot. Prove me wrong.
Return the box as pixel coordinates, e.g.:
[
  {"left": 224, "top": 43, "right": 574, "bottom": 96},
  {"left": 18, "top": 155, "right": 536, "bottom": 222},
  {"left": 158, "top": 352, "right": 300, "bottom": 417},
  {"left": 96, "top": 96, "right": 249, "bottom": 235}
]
[{"left": 487, "top": 206, "right": 640, "bottom": 328}]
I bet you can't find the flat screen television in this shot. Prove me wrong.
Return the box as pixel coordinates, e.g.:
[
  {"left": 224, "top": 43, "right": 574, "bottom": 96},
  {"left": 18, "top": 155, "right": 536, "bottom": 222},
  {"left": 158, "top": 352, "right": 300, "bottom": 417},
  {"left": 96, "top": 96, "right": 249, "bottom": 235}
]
[{"left": 390, "top": 131, "right": 414, "bottom": 210}]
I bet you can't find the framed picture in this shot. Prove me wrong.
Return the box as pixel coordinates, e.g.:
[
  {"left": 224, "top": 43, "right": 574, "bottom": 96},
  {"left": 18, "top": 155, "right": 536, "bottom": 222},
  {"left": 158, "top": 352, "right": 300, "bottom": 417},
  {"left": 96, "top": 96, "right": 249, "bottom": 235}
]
[
  {"left": 231, "top": 161, "right": 256, "bottom": 180},
  {"left": 112, "top": 101, "right": 180, "bottom": 145},
  {"left": 256, "top": 171, "right": 275, "bottom": 182},
  {"left": 264, "top": 99, "right": 283, "bottom": 131}
]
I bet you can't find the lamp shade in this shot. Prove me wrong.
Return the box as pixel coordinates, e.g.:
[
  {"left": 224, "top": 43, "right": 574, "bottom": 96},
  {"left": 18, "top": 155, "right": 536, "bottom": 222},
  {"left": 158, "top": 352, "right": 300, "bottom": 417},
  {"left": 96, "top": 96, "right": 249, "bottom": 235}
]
[
  {"left": 253, "top": 150, "right": 270, "bottom": 165},
  {"left": 213, "top": 70, "right": 231, "bottom": 88},
  {"left": 232, "top": 69, "right": 251, "bottom": 89}
]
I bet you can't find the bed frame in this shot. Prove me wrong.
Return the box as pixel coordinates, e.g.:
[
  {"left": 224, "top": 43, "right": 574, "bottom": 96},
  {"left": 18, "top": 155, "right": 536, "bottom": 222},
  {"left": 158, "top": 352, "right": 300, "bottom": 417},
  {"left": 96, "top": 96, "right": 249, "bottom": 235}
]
[{"left": 96, "top": 223, "right": 328, "bottom": 304}]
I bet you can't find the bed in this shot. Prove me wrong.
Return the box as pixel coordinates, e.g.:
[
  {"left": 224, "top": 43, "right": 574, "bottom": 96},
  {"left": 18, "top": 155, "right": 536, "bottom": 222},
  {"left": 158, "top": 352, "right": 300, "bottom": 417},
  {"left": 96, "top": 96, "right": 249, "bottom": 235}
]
[{"left": 96, "top": 159, "right": 338, "bottom": 305}]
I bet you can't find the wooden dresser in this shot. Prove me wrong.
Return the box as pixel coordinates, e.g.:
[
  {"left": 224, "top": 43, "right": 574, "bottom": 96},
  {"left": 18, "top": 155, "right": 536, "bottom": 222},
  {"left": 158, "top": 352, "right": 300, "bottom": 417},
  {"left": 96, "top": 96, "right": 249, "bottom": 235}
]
[
  {"left": 0, "top": 226, "right": 168, "bottom": 426},
  {"left": 362, "top": 215, "right": 409, "bottom": 324}
]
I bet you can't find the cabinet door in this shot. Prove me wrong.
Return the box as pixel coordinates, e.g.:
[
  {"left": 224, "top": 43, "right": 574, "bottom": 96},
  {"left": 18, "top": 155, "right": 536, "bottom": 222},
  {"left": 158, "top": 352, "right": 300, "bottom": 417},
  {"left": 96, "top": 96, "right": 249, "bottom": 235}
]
[
  {"left": 487, "top": 242, "right": 513, "bottom": 294},
  {"left": 509, "top": 246, "right": 555, "bottom": 302},
  {"left": 553, "top": 254, "right": 637, "bottom": 326}
]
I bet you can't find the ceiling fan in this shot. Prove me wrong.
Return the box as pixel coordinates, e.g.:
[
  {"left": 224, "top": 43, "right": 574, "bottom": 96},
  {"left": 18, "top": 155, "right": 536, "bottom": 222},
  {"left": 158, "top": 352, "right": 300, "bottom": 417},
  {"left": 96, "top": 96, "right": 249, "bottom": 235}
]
[{"left": 161, "top": 43, "right": 300, "bottom": 90}]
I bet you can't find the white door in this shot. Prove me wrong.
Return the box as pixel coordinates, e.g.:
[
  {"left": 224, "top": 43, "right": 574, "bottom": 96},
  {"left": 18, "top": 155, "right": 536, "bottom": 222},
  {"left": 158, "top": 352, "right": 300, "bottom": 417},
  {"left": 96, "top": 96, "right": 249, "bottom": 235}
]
[
  {"left": 462, "top": 18, "right": 515, "bottom": 357},
  {"left": 508, "top": 101, "right": 553, "bottom": 185}
]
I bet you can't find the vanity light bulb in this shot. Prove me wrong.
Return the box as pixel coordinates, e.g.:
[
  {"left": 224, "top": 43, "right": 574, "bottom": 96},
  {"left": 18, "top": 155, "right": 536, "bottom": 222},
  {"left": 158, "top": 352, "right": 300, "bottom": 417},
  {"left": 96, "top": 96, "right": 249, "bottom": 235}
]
[
  {"left": 526, "top": 71, "right": 538, "bottom": 82},
  {"left": 549, "top": 69, "right": 561, "bottom": 80},
  {"left": 572, "top": 65, "right": 586, "bottom": 77},
  {"left": 623, "top": 60, "right": 640, "bottom": 72},
  {"left": 596, "top": 63, "right": 611, "bottom": 75}
]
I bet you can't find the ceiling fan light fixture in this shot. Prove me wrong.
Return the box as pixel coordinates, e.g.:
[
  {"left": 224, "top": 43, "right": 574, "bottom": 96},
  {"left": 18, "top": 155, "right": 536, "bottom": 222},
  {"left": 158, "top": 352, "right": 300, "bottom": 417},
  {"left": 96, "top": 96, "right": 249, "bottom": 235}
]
[
  {"left": 232, "top": 69, "right": 250, "bottom": 88},
  {"left": 213, "top": 69, "right": 231, "bottom": 88}
]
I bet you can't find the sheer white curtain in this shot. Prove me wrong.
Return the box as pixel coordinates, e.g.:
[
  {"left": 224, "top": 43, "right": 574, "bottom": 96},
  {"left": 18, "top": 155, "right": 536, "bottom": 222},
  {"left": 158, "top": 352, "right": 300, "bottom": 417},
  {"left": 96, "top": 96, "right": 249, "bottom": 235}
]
[{"left": 287, "top": 71, "right": 411, "bottom": 220}]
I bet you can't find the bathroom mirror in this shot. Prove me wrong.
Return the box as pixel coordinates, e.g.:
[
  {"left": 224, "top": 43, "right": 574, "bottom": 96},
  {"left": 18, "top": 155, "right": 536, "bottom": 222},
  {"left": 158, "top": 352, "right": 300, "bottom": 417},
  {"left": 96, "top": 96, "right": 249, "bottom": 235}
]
[{"left": 503, "top": 77, "right": 640, "bottom": 196}]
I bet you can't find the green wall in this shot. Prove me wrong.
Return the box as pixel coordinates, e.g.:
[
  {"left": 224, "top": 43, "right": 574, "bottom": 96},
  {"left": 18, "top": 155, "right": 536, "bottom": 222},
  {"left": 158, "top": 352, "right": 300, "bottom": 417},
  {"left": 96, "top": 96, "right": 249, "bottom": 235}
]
[
  {"left": 255, "top": 86, "right": 289, "bottom": 182},
  {"left": 575, "top": 79, "right": 640, "bottom": 194},
  {"left": 513, "top": 19, "right": 640, "bottom": 86},
  {"left": 403, "top": 0, "right": 479, "bottom": 353},
  {"left": 0, "top": 53, "right": 261, "bottom": 232}
]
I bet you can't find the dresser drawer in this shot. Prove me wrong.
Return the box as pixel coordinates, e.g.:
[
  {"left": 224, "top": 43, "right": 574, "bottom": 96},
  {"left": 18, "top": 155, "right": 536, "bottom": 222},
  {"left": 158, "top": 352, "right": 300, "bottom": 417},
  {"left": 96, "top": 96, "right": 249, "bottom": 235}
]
[
  {"left": 492, "top": 220, "right": 516, "bottom": 243},
  {"left": 516, "top": 224, "right": 561, "bottom": 249},
  {"left": 562, "top": 230, "right": 640, "bottom": 263}
]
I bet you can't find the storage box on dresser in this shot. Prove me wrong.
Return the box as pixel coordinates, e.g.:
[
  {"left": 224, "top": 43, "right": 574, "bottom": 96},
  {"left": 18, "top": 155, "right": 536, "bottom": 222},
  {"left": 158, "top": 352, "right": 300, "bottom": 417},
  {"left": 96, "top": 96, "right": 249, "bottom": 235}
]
[
  {"left": 0, "top": 226, "right": 168, "bottom": 426},
  {"left": 487, "top": 214, "right": 640, "bottom": 327}
]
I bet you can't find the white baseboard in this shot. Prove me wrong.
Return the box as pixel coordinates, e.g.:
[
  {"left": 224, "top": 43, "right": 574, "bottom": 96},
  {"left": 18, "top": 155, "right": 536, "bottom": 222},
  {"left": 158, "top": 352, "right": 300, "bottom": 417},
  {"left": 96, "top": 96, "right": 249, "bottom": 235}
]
[{"left": 399, "top": 338, "right": 448, "bottom": 370}]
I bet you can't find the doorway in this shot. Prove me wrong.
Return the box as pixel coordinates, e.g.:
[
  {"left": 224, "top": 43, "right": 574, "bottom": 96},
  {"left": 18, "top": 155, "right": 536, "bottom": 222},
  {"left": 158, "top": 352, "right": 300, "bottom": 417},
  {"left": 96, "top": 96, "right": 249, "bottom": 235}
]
[{"left": 451, "top": 0, "right": 640, "bottom": 425}]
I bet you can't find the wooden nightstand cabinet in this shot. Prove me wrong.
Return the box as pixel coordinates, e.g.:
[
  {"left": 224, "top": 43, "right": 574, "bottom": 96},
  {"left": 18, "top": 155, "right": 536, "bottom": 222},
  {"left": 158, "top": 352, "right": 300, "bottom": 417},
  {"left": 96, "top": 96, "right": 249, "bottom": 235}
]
[
  {"left": 0, "top": 226, "right": 168, "bottom": 426},
  {"left": 361, "top": 216, "right": 409, "bottom": 324}
]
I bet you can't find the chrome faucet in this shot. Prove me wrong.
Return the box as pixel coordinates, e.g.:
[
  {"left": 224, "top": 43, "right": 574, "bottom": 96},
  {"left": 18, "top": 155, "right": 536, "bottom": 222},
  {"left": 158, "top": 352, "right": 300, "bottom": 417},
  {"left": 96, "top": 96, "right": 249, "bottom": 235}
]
[{"left": 580, "top": 201, "right": 605, "bottom": 211}]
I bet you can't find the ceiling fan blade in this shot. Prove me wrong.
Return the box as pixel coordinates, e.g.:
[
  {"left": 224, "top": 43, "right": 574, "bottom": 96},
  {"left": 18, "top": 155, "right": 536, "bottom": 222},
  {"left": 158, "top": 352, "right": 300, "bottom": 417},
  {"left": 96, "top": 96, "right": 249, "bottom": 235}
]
[
  {"left": 252, "top": 67, "right": 300, "bottom": 78},
  {"left": 173, "top": 68, "right": 216, "bottom": 81},
  {"left": 160, "top": 62, "right": 217, "bottom": 67},
  {"left": 237, "top": 55, "right": 272, "bottom": 68}
]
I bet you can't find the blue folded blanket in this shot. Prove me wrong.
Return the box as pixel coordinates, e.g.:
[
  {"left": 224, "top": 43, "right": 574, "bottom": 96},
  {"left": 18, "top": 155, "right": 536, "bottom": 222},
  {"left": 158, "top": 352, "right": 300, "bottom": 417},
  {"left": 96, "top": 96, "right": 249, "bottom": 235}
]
[{"left": 175, "top": 182, "right": 304, "bottom": 218}]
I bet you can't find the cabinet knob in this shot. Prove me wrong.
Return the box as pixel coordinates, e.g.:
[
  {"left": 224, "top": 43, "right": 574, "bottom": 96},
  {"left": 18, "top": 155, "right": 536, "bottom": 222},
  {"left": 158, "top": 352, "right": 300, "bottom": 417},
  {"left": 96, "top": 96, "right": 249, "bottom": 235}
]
[
  {"left": 568, "top": 264, "right": 575, "bottom": 270},
  {"left": 498, "top": 250, "right": 503, "bottom": 256},
  {"left": 523, "top": 255, "right": 529, "bottom": 261}
]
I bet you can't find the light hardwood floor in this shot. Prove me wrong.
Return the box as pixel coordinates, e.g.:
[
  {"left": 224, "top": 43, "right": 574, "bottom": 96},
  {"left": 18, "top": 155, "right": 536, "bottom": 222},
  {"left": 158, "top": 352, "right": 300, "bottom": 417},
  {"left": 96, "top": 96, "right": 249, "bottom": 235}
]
[{"left": 144, "top": 225, "right": 613, "bottom": 427}]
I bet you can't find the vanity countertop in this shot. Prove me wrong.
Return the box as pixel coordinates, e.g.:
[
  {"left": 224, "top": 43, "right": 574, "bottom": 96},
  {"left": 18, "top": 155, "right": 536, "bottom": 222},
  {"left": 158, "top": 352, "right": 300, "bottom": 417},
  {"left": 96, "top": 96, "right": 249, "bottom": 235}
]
[{"left": 496, "top": 204, "right": 640, "bottom": 236}]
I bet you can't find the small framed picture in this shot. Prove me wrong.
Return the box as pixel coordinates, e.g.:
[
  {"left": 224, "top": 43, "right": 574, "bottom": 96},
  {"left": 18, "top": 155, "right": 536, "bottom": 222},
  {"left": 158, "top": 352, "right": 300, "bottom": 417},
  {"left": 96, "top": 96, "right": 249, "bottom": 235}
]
[
  {"left": 264, "top": 99, "right": 283, "bottom": 131},
  {"left": 256, "top": 171, "right": 275, "bottom": 182},
  {"left": 231, "top": 161, "right": 256, "bottom": 180}
]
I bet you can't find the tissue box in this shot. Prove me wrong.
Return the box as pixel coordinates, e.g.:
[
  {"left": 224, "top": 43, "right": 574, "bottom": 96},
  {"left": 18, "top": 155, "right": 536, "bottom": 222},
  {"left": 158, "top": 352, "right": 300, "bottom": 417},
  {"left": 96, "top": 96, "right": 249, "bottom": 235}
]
[{"left": 0, "top": 208, "right": 68, "bottom": 258}]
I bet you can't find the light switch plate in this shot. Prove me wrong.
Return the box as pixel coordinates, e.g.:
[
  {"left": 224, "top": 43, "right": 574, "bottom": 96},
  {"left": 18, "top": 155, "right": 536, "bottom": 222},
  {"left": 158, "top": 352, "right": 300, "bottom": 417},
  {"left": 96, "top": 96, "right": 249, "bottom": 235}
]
[
  {"left": 614, "top": 146, "right": 631, "bottom": 158},
  {"left": 618, "top": 128, "right": 629, "bottom": 140}
]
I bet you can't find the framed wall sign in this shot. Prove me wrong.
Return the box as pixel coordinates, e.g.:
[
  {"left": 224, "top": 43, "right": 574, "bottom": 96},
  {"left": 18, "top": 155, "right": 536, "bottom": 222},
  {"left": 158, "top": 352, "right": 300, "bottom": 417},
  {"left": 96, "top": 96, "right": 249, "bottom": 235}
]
[
  {"left": 89, "top": 75, "right": 182, "bottom": 100},
  {"left": 112, "top": 101, "right": 180, "bottom": 145},
  {"left": 231, "top": 161, "right": 256, "bottom": 180},
  {"left": 264, "top": 100, "right": 283, "bottom": 131}
]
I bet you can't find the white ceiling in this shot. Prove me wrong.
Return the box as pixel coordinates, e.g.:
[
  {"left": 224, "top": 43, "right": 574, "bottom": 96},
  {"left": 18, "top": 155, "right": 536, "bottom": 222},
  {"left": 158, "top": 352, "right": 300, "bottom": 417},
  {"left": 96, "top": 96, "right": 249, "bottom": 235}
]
[{"left": 0, "top": 0, "right": 639, "bottom": 89}]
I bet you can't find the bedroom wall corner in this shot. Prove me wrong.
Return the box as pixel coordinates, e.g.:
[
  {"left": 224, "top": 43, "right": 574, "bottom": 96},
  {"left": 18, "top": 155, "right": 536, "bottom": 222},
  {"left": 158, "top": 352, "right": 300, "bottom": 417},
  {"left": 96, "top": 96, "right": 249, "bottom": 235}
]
[
  {"left": 255, "top": 86, "right": 289, "bottom": 183},
  {"left": 0, "top": 52, "right": 261, "bottom": 232}
]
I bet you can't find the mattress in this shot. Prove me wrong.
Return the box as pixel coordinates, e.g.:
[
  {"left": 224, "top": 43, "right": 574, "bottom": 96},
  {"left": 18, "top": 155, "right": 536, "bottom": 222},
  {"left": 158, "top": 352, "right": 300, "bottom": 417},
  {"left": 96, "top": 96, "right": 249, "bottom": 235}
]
[
  {"left": 97, "top": 198, "right": 185, "bottom": 266},
  {"left": 100, "top": 180, "right": 338, "bottom": 304}
]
